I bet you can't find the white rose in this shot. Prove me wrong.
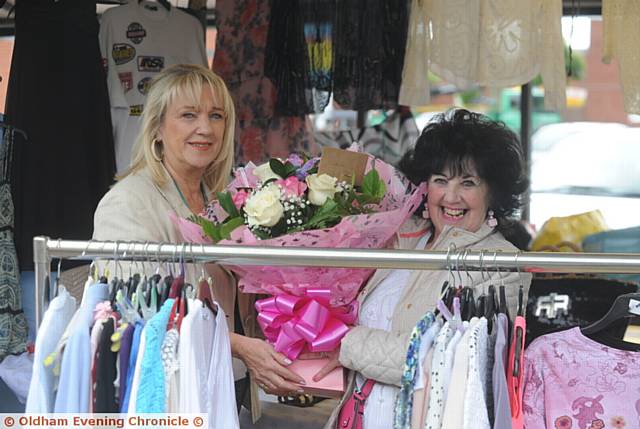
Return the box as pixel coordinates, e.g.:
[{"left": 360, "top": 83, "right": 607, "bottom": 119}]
[
  {"left": 244, "top": 184, "right": 284, "bottom": 227},
  {"left": 306, "top": 173, "right": 339, "bottom": 206},
  {"left": 253, "top": 162, "right": 280, "bottom": 182}
]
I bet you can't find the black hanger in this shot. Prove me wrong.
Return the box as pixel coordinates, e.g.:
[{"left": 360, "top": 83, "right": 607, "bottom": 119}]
[
  {"left": 138, "top": 0, "right": 171, "bottom": 11},
  {"left": 582, "top": 293, "right": 640, "bottom": 336},
  {"left": 485, "top": 285, "right": 496, "bottom": 318},
  {"left": 109, "top": 277, "right": 124, "bottom": 307},
  {"left": 460, "top": 287, "right": 475, "bottom": 321},
  {"left": 517, "top": 284, "right": 524, "bottom": 317},
  {"left": 476, "top": 294, "right": 486, "bottom": 318},
  {"left": 483, "top": 285, "right": 497, "bottom": 332},
  {"left": 0, "top": 122, "right": 28, "bottom": 142},
  {"left": 498, "top": 285, "right": 508, "bottom": 315}
]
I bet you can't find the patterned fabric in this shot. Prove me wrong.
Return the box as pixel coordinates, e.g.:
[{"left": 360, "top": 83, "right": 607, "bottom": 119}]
[
  {"left": 463, "top": 318, "right": 490, "bottom": 429},
  {"left": 213, "top": 0, "right": 318, "bottom": 165},
  {"left": 424, "top": 323, "right": 455, "bottom": 429},
  {"left": 135, "top": 299, "right": 174, "bottom": 413},
  {"left": 523, "top": 327, "right": 640, "bottom": 429},
  {"left": 333, "top": 0, "right": 409, "bottom": 111},
  {"left": 394, "top": 312, "right": 435, "bottom": 429},
  {"left": 161, "top": 328, "right": 180, "bottom": 412},
  {"left": 264, "top": 0, "right": 335, "bottom": 115},
  {"left": 311, "top": 107, "right": 419, "bottom": 167},
  {"left": 0, "top": 125, "right": 28, "bottom": 361}
]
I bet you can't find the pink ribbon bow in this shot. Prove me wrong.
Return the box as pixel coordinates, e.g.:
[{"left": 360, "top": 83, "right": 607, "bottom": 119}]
[{"left": 255, "top": 289, "right": 358, "bottom": 360}]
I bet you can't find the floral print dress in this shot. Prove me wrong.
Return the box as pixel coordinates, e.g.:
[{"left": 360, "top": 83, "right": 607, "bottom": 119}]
[{"left": 212, "top": 0, "right": 318, "bottom": 165}]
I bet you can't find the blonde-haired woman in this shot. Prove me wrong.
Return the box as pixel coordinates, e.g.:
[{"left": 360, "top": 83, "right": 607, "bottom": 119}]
[{"left": 94, "top": 64, "right": 305, "bottom": 413}]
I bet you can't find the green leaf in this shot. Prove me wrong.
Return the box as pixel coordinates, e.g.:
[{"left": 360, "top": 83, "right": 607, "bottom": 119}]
[
  {"left": 283, "top": 162, "right": 297, "bottom": 178},
  {"left": 216, "top": 191, "right": 240, "bottom": 218},
  {"left": 269, "top": 159, "right": 287, "bottom": 178},
  {"left": 190, "top": 214, "right": 245, "bottom": 242},
  {"left": 305, "top": 199, "right": 341, "bottom": 229},
  {"left": 219, "top": 217, "right": 245, "bottom": 239},
  {"left": 361, "top": 169, "right": 386, "bottom": 202},
  {"left": 192, "top": 216, "right": 223, "bottom": 242}
]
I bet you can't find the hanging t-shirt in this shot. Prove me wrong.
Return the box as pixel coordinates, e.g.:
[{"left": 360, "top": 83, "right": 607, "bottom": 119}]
[
  {"left": 99, "top": 1, "right": 207, "bottom": 173},
  {"left": 523, "top": 327, "right": 640, "bottom": 429}
]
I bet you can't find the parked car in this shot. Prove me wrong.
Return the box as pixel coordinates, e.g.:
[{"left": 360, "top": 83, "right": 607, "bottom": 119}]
[
  {"left": 487, "top": 87, "right": 562, "bottom": 135},
  {"left": 529, "top": 124, "right": 640, "bottom": 230}
]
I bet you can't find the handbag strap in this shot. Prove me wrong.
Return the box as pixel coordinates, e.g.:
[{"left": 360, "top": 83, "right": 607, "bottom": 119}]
[
  {"left": 337, "top": 379, "right": 377, "bottom": 429},
  {"left": 354, "top": 378, "right": 376, "bottom": 400}
]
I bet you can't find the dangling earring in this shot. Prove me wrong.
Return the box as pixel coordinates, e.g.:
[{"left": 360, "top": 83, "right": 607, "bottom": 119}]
[
  {"left": 486, "top": 210, "right": 497, "bottom": 228},
  {"left": 422, "top": 206, "right": 430, "bottom": 220},
  {"left": 151, "top": 138, "right": 163, "bottom": 162}
]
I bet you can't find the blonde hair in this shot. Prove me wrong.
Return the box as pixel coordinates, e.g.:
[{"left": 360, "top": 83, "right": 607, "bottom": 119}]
[{"left": 119, "top": 64, "right": 235, "bottom": 196}]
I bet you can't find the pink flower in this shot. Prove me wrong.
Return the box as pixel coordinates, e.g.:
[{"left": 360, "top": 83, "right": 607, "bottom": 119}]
[
  {"left": 555, "top": 415, "right": 573, "bottom": 429},
  {"left": 232, "top": 190, "right": 249, "bottom": 209},
  {"left": 276, "top": 176, "right": 307, "bottom": 197}
]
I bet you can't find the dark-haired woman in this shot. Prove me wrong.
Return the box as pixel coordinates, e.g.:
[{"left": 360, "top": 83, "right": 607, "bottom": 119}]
[{"left": 317, "top": 109, "right": 533, "bottom": 429}]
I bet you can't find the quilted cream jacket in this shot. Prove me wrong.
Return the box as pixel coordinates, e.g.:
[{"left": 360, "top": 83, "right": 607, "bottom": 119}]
[{"left": 324, "top": 217, "right": 532, "bottom": 429}]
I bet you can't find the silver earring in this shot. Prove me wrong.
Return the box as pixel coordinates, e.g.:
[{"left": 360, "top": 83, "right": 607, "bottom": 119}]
[{"left": 486, "top": 210, "right": 497, "bottom": 228}]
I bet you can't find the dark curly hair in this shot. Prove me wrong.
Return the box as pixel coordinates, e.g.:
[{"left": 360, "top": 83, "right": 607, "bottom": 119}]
[{"left": 399, "top": 108, "right": 529, "bottom": 225}]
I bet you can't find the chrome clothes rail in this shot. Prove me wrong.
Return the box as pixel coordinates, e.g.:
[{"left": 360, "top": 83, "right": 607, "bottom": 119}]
[{"left": 33, "top": 236, "right": 640, "bottom": 327}]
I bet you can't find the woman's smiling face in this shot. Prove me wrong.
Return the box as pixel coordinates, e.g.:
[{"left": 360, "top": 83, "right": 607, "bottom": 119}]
[{"left": 426, "top": 161, "right": 490, "bottom": 239}]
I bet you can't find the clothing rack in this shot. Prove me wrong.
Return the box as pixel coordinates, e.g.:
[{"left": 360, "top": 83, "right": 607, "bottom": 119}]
[{"left": 33, "top": 236, "right": 640, "bottom": 328}]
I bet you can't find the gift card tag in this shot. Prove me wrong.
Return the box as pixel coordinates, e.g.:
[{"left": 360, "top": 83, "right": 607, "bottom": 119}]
[
  {"left": 629, "top": 299, "right": 640, "bottom": 316},
  {"left": 318, "top": 147, "right": 368, "bottom": 186}
]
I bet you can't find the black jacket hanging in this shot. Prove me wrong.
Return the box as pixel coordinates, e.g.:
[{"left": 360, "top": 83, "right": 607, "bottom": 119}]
[{"left": 5, "top": 0, "right": 116, "bottom": 271}]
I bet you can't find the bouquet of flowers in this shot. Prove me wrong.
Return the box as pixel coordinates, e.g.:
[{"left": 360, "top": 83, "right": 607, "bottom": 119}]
[{"left": 172, "top": 148, "right": 426, "bottom": 362}]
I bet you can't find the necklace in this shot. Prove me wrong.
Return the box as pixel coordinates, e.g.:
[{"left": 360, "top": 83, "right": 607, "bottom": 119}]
[{"left": 169, "top": 174, "right": 208, "bottom": 214}]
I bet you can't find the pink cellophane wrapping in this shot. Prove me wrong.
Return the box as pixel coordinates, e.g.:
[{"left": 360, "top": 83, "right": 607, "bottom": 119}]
[{"left": 173, "top": 155, "right": 427, "bottom": 306}]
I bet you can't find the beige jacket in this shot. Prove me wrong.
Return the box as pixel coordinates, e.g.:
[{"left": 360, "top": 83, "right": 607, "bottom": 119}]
[
  {"left": 93, "top": 166, "right": 263, "bottom": 419},
  {"left": 324, "top": 217, "right": 532, "bottom": 429}
]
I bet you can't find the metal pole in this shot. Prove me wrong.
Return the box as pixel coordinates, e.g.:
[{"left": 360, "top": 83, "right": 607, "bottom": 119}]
[
  {"left": 520, "top": 82, "right": 533, "bottom": 221},
  {"left": 36, "top": 237, "right": 640, "bottom": 274},
  {"left": 33, "top": 236, "right": 50, "bottom": 329}
]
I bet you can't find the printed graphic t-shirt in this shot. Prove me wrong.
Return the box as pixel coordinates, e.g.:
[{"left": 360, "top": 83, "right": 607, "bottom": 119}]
[
  {"left": 99, "top": 1, "right": 207, "bottom": 173},
  {"left": 522, "top": 327, "right": 640, "bottom": 429}
]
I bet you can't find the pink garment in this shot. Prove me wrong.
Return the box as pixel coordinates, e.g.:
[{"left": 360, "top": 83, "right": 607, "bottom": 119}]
[{"left": 523, "top": 327, "right": 640, "bottom": 429}]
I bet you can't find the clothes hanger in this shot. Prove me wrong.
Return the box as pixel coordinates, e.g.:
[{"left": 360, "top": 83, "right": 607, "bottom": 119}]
[
  {"left": 138, "top": 0, "right": 171, "bottom": 11},
  {"left": 511, "top": 251, "right": 526, "bottom": 377},
  {"left": 0, "top": 121, "right": 28, "bottom": 142},
  {"left": 196, "top": 244, "right": 218, "bottom": 315},
  {"left": 108, "top": 241, "right": 125, "bottom": 307},
  {"left": 581, "top": 292, "right": 640, "bottom": 342},
  {"left": 168, "top": 244, "right": 187, "bottom": 300}
]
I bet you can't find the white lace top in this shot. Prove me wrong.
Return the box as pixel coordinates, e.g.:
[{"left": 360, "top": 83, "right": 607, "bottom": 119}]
[
  {"left": 603, "top": 0, "right": 640, "bottom": 114},
  {"left": 463, "top": 318, "right": 490, "bottom": 429},
  {"left": 400, "top": 0, "right": 566, "bottom": 110}
]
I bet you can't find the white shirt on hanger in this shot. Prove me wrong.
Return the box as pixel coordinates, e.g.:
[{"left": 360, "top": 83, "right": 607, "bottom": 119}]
[
  {"left": 25, "top": 287, "right": 77, "bottom": 413},
  {"left": 463, "top": 317, "right": 490, "bottom": 429},
  {"left": 178, "top": 299, "right": 239, "bottom": 429}
]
